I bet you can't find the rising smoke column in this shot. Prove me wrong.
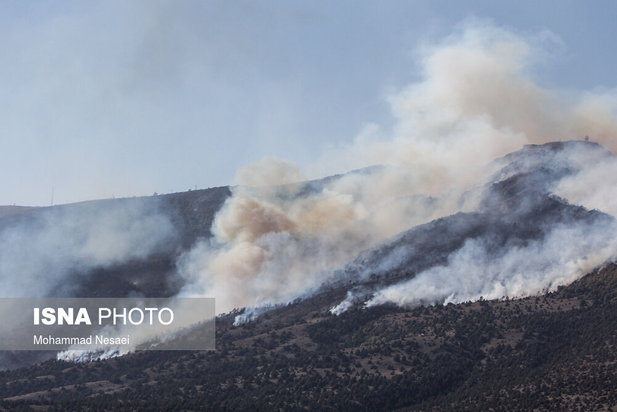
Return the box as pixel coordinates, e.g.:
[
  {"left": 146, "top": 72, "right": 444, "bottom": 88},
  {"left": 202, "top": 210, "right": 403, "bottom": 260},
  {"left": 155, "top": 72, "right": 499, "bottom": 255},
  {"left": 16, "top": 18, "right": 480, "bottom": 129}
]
[{"left": 177, "top": 21, "right": 617, "bottom": 315}]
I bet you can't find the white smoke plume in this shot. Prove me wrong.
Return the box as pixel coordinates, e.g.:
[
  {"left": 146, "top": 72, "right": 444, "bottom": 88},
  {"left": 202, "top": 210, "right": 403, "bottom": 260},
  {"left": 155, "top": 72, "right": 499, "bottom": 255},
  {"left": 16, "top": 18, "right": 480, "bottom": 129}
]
[
  {"left": 0, "top": 198, "right": 178, "bottom": 368},
  {"left": 366, "top": 220, "right": 617, "bottom": 309},
  {"left": 177, "top": 21, "right": 617, "bottom": 315},
  {"left": 0, "top": 199, "right": 176, "bottom": 298},
  {"left": 555, "top": 156, "right": 617, "bottom": 218}
]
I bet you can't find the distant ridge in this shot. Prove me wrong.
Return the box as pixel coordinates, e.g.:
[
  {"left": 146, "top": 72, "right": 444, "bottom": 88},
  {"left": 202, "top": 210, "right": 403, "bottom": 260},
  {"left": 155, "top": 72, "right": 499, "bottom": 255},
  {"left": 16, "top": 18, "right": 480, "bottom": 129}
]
[{"left": 0, "top": 205, "right": 36, "bottom": 218}]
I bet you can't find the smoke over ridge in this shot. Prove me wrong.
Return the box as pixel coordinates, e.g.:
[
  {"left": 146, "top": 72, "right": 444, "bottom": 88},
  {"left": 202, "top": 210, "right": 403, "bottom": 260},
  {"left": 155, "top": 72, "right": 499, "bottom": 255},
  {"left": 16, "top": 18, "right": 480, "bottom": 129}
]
[
  {"left": 1, "top": 21, "right": 616, "bottom": 364},
  {"left": 0, "top": 199, "right": 176, "bottom": 298},
  {"left": 176, "top": 22, "right": 617, "bottom": 315}
]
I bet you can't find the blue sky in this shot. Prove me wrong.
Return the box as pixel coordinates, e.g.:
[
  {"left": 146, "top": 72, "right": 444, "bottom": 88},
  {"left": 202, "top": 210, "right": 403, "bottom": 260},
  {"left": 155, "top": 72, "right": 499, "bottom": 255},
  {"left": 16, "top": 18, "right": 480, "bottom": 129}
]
[{"left": 1, "top": 0, "right": 616, "bottom": 205}]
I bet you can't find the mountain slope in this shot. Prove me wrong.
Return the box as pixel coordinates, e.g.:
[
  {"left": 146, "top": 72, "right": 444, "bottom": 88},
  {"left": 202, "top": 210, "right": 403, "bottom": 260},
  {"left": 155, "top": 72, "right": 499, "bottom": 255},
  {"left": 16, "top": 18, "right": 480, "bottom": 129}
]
[
  {"left": 324, "top": 140, "right": 614, "bottom": 312},
  {"left": 2, "top": 263, "right": 617, "bottom": 410},
  {"left": 0, "top": 186, "right": 231, "bottom": 299}
]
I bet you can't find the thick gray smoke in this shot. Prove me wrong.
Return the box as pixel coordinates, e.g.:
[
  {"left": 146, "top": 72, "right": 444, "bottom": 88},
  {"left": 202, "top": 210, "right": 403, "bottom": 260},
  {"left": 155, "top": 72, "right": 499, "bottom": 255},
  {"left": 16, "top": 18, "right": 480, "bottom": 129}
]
[
  {"left": 176, "top": 22, "right": 617, "bottom": 315},
  {"left": 0, "top": 199, "right": 175, "bottom": 298}
]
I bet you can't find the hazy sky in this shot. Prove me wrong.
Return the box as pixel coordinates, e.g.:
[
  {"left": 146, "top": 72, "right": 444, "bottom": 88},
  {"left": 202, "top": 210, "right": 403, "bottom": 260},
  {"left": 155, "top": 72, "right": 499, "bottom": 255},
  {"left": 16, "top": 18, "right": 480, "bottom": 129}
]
[{"left": 1, "top": 0, "right": 616, "bottom": 206}]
